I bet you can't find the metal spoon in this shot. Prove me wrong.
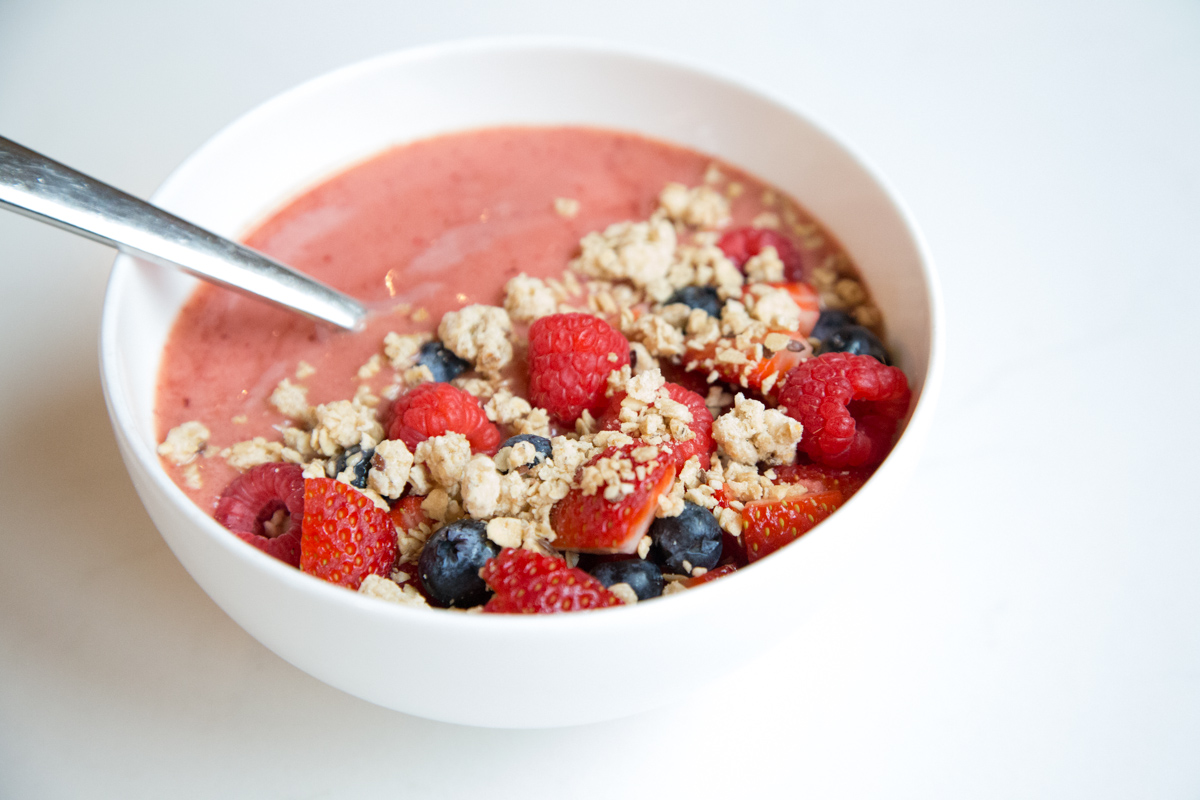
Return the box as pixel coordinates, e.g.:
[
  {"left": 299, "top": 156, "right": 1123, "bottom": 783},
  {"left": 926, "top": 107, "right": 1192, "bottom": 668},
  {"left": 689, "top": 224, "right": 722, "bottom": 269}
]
[{"left": 0, "top": 135, "right": 366, "bottom": 331}]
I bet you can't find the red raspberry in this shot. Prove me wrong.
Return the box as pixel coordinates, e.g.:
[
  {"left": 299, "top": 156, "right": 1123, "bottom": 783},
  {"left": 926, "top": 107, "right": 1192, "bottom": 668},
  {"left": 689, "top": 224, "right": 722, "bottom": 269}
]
[
  {"left": 300, "top": 477, "right": 397, "bottom": 589},
  {"left": 387, "top": 382, "right": 501, "bottom": 454},
  {"left": 527, "top": 313, "right": 631, "bottom": 426},
  {"left": 481, "top": 548, "right": 623, "bottom": 614},
  {"left": 597, "top": 382, "right": 715, "bottom": 469},
  {"left": 718, "top": 227, "right": 809, "bottom": 282},
  {"left": 777, "top": 352, "right": 911, "bottom": 467},
  {"left": 214, "top": 462, "right": 305, "bottom": 567}
]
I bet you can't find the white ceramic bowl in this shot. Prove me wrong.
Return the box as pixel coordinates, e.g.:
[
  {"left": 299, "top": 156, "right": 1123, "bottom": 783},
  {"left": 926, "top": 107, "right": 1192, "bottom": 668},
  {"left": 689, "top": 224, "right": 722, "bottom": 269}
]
[{"left": 100, "top": 39, "right": 943, "bottom": 728}]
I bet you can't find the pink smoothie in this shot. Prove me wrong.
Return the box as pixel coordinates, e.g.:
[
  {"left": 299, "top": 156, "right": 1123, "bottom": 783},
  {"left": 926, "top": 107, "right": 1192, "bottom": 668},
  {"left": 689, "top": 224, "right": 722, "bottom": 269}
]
[{"left": 156, "top": 126, "right": 831, "bottom": 511}]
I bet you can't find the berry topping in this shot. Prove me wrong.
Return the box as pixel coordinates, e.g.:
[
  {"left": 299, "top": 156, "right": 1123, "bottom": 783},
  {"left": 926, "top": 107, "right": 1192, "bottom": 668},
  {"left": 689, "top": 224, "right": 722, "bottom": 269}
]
[
  {"left": 299, "top": 478, "right": 397, "bottom": 589},
  {"left": 496, "top": 434, "right": 553, "bottom": 472},
  {"left": 417, "top": 519, "right": 500, "bottom": 608},
  {"left": 214, "top": 462, "right": 305, "bottom": 567},
  {"left": 417, "top": 340, "right": 472, "bottom": 382},
  {"left": 387, "top": 382, "right": 502, "bottom": 454},
  {"left": 334, "top": 444, "right": 374, "bottom": 489},
  {"left": 587, "top": 558, "right": 664, "bottom": 600},
  {"left": 718, "top": 227, "right": 809, "bottom": 282},
  {"left": 481, "top": 548, "right": 623, "bottom": 614},
  {"left": 647, "top": 502, "right": 723, "bottom": 574},
  {"left": 527, "top": 313, "right": 631, "bottom": 426},
  {"left": 598, "top": 382, "right": 715, "bottom": 469},
  {"left": 665, "top": 285, "right": 723, "bottom": 318},
  {"left": 771, "top": 462, "right": 872, "bottom": 501},
  {"left": 742, "top": 490, "right": 843, "bottom": 562},
  {"left": 683, "top": 328, "right": 812, "bottom": 397},
  {"left": 550, "top": 444, "right": 677, "bottom": 553},
  {"left": 684, "top": 562, "right": 738, "bottom": 588},
  {"left": 777, "top": 352, "right": 911, "bottom": 468},
  {"left": 811, "top": 309, "right": 891, "bottom": 364}
]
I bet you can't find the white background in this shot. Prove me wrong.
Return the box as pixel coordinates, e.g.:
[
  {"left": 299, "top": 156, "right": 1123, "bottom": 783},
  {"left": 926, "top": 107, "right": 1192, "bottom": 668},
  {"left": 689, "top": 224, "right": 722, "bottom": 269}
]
[{"left": 2, "top": 1, "right": 1198, "bottom": 797}]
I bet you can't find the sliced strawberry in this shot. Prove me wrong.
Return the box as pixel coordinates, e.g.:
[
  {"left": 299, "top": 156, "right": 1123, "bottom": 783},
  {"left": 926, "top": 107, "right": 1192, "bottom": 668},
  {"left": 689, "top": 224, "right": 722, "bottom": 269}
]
[
  {"left": 549, "top": 444, "right": 677, "bottom": 554},
  {"left": 597, "top": 382, "right": 715, "bottom": 469},
  {"left": 684, "top": 563, "right": 738, "bottom": 588},
  {"left": 214, "top": 462, "right": 305, "bottom": 567},
  {"left": 742, "top": 490, "right": 842, "bottom": 563},
  {"left": 771, "top": 462, "right": 873, "bottom": 500},
  {"left": 682, "top": 328, "right": 812, "bottom": 397},
  {"left": 389, "top": 494, "right": 432, "bottom": 533},
  {"left": 481, "top": 548, "right": 623, "bottom": 613},
  {"left": 300, "top": 478, "right": 397, "bottom": 589}
]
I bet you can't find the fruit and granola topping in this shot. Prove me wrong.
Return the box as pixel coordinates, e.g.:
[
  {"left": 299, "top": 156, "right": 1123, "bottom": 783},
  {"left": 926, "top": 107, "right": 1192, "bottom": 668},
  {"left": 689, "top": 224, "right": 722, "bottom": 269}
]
[{"left": 155, "top": 126, "right": 910, "bottom": 614}]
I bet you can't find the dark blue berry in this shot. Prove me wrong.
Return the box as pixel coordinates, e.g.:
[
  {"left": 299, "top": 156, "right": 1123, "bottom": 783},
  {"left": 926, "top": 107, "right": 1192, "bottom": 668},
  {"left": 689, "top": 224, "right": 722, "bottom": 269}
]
[
  {"left": 417, "top": 341, "right": 471, "bottom": 382},
  {"left": 812, "top": 310, "right": 891, "bottom": 365},
  {"left": 665, "top": 286, "right": 723, "bottom": 318},
  {"left": 417, "top": 519, "right": 500, "bottom": 608},
  {"left": 333, "top": 445, "right": 373, "bottom": 488},
  {"left": 588, "top": 558, "right": 664, "bottom": 600},
  {"left": 648, "top": 502, "right": 722, "bottom": 574},
  {"left": 810, "top": 310, "right": 855, "bottom": 342},
  {"left": 498, "top": 434, "right": 553, "bottom": 472}
]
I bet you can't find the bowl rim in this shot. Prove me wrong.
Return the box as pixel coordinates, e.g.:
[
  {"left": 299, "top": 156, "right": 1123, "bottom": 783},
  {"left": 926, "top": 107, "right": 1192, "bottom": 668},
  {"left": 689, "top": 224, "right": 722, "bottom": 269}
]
[{"left": 99, "top": 36, "right": 945, "bottom": 633}]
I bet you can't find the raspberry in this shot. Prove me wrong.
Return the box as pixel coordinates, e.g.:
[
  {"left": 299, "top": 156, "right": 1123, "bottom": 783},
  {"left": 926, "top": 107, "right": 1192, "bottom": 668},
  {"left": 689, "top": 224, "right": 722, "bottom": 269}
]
[
  {"left": 481, "top": 548, "right": 623, "bottom": 614},
  {"left": 777, "top": 352, "right": 910, "bottom": 467},
  {"left": 717, "top": 227, "right": 809, "bottom": 282},
  {"left": 597, "top": 382, "right": 715, "bottom": 469},
  {"left": 387, "top": 382, "right": 501, "bottom": 454},
  {"left": 214, "top": 462, "right": 305, "bottom": 567},
  {"left": 527, "top": 313, "right": 631, "bottom": 426}
]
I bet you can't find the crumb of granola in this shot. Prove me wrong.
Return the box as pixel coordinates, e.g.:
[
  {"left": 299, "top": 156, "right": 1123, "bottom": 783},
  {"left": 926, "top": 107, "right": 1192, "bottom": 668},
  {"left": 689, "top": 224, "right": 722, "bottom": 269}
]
[
  {"left": 295, "top": 360, "right": 316, "bottom": 380},
  {"left": 744, "top": 246, "right": 785, "bottom": 283},
  {"left": 157, "top": 421, "right": 210, "bottom": 465},
  {"left": 553, "top": 197, "right": 580, "bottom": 218},
  {"left": 438, "top": 304, "right": 513, "bottom": 378},
  {"left": 608, "top": 582, "right": 639, "bottom": 605},
  {"left": 414, "top": 433, "right": 472, "bottom": 488},
  {"left": 359, "top": 574, "right": 430, "bottom": 608},
  {"left": 222, "top": 437, "right": 284, "bottom": 471},
  {"left": 504, "top": 273, "right": 559, "bottom": 322},
  {"left": 658, "top": 183, "right": 731, "bottom": 229},
  {"left": 461, "top": 454, "right": 501, "bottom": 518},
  {"left": 309, "top": 400, "right": 384, "bottom": 457},
  {"left": 486, "top": 517, "right": 525, "bottom": 549},
  {"left": 367, "top": 439, "right": 413, "bottom": 500},
  {"left": 269, "top": 378, "right": 314, "bottom": 424}
]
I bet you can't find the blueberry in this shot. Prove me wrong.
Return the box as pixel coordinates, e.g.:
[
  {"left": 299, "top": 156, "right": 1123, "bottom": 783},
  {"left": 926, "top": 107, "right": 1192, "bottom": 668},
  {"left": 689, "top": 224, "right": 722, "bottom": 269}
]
[
  {"left": 333, "top": 445, "right": 373, "bottom": 488},
  {"left": 588, "top": 558, "right": 664, "bottom": 600},
  {"left": 417, "top": 519, "right": 500, "bottom": 608},
  {"left": 665, "top": 286, "right": 723, "bottom": 318},
  {"left": 648, "top": 502, "right": 722, "bottom": 574},
  {"left": 810, "top": 309, "right": 855, "bottom": 342},
  {"left": 811, "top": 310, "right": 892, "bottom": 365},
  {"left": 417, "top": 341, "right": 471, "bottom": 382},
  {"left": 497, "top": 434, "right": 553, "bottom": 472}
]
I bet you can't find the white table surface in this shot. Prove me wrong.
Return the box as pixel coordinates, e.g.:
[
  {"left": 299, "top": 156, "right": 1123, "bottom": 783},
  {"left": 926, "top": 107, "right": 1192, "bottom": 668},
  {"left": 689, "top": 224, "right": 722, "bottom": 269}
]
[{"left": 2, "top": 1, "right": 1198, "bottom": 797}]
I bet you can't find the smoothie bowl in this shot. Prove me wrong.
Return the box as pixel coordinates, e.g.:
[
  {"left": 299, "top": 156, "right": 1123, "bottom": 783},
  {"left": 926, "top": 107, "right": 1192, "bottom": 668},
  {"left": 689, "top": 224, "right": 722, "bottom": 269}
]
[{"left": 100, "top": 40, "right": 942, "bottom": 728}]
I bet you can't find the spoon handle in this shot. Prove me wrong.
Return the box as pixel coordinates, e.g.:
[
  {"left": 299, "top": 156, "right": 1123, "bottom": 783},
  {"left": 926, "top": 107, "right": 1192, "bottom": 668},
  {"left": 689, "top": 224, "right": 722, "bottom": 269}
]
[{"left": 0, "top": 135, "right": 365, "bottom": 331}]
